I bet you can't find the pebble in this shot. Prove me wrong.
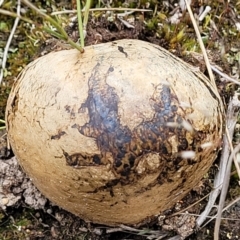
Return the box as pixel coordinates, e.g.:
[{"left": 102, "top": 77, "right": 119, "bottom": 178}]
[{"left": 1, "top": 197, "right": 9, "bottom": 205}]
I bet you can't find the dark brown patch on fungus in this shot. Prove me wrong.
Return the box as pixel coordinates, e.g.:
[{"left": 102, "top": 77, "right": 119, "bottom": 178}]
[
  {"left": 64, "top": 105, "right": 76, "bottom": 117},
  {"left": 65, "top": 64, "right": 201, "bottom": 181},
  {"left": 63, "top": 150, "right": 102, "bottom": 167},
  {"left": 118, "top": 46, "right": 128, "bottom": 57},
  {"left": 51, "top": 131, "right": 66, "bottom": 140}
]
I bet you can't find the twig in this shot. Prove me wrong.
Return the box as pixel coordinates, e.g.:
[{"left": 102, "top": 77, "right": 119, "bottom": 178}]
[
  {"left": 0, "top": 0, "right": 21, "bottom": 85},
  {"left": 214, "top": 143, "right": 240, "bottom": 240},
  {"left": 197, "top": 93, "right": 240, "bottom": 227}
]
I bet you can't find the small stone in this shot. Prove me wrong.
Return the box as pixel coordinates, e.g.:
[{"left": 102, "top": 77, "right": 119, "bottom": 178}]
[
  {"left": 35, "top": 212, "right": 40, "bottom": 218},
  {"left": 1, "top": 197, "right": 9, "bottom": 205},
  {"left": 47, "top": 208, "right": 52, "bottom": 214}
]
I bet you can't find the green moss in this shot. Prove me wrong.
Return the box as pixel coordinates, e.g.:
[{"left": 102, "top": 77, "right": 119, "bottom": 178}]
[
  {"left": 145, "top": 17, "right": 159, "bottom": 30},
  {"left": 0, "top": 209, "right": 34, "bottom": 240},
  {"left": 0, "top": 1, "right": 50, "bottom": 118}
]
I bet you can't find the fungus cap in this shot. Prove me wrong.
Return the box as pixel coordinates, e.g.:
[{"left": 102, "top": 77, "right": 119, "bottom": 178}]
[{"left": 6, "top": 39, "right": 223, "bottom": 226}]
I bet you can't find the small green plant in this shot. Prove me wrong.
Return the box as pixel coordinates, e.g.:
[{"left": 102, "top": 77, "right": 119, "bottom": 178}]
[{"left": 21, "top": 0, "right": 85, "bottom": 52}]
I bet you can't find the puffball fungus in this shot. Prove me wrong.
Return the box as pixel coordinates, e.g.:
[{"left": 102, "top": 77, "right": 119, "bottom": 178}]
[{"left": 6, "top": 39, "right": 223, "bottom": 226}]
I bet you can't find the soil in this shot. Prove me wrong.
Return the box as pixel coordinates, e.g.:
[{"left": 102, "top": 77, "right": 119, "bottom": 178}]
[{"left": 1, "top": 0, "right": 240, "bottom": 239}]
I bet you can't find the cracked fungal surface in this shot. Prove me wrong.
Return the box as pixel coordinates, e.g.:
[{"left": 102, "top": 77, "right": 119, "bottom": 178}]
[
  {"left": 64, "top": 62, "right": 205, "bottom": 183},
  {"left": 5, "top": 39, "right": 223, "bottom": 226}
]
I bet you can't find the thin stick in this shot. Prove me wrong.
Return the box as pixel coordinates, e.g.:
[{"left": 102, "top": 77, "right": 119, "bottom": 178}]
[{"left": 0, "top": 0, "right": 21, "bottom": 85}]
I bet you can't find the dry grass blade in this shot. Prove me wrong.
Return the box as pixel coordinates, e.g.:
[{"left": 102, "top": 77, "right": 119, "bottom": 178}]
[
  {"left": 105, "top": 225, "right": 169, "bottom": 239},
  {"left": 174, "top": 212, "right": 240, "bottom": 223},
  {"left": 0, "top": 9, "right": 33, "bottom": 22},
  {"left": 214, "top": 143, "right": 240, "bottom": 240},
  {"left": 211, "top": 65, "right": 240, "bottom": 85},
  {"left": 184, "top": 0, "right": 217, "bottom": 91},
  {"left": 51, "top": 8, "right": 152, "bottom": 16},
  {"left": 226, "top": 126, "right": 240, "bottom": 181},
  {"left": 0, "top": 0, "right": 21, "bottom": 85},
  {"left": 197, "top": 93, "right": 240, "bottom": 227}
]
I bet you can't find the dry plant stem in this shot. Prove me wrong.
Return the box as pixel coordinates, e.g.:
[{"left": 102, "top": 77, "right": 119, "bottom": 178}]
[
  {"left": 201, "top": 195, "right": 240, "bottom": 227},
  {"left": 51, "top": 8, "right": 152, "bottom": 15},
  {"left": 0, "top": 0, "right": 21, "bottom": 85},
  {"left": 83, "top": 0, "right": 91, "bottom": 31},
  {"left": 188, "top": 51, "right": 240, "bottom": 86},
  {"left": 76, "top": 0, "right": 84, "bottom": 47},
  {"left": 21, "top": 0, "right": 84, "bottom": 52},
  {"left": 0, "top": 133, "right": 7, "bottom": 139},
  {"left": 214, "top": 143, "right": 240, "bottom": 240},
  {"left": 0, "top": 9, "right": 33, "bottom": 23},
  {"left": 119, "top": 225, "right": 168, "bottom": 239},
  {"left": 197, "top": 93, "right": 240, "bottom": 227},
  {"left": 226, "top": 126, "right": 240, "bottom": 180},
  {"left": 211, "top": 65, "right": 240, "bottom": 85},
  {"left": 105, "top": 225, "right": 168, "bottom": 239},
  {"left": 171, "top": 192, "right": 211, "bottom": 217},
  {"left": 220, "top": 195, "right": 240, "bottom": 219},
  {"left": 177, "top": 212, "right": 240, "bottom": 222},
  {"left": 184, "top": 0, "right": 217, "bottom": 91}
]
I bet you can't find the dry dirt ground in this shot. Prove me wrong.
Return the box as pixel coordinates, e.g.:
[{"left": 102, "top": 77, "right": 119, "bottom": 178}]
[{"left": 1, "top": 0, "right": 240, "bottom": 239}]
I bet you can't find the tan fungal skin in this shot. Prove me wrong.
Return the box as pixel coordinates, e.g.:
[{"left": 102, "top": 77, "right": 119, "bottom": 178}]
[{"left": 6, "top": 40, "right": 223, "bottom": 226}]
